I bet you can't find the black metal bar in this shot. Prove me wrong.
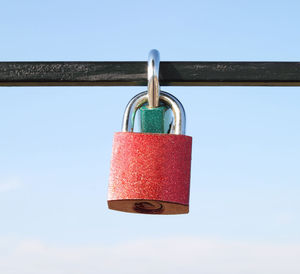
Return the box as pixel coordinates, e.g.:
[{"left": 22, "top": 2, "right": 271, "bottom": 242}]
[{"left": 1, "top": 61, "right": 300, "bottom": 87}]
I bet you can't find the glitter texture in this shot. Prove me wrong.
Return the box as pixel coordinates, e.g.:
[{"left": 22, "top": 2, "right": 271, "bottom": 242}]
[{"left": 108, "top": 132, "right": 192, "bottom": 214}]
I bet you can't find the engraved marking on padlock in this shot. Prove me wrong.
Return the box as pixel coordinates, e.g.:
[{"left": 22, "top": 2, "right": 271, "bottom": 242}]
[
  {"left": 134, "top": 201, "right": 164, "bottom": 214},
  {"left": 121, "top": 91, "right": 186, "bottom": 135}
]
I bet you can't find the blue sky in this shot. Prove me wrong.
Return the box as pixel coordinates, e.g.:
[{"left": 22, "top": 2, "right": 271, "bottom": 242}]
[{"left": 0, "top": 0, "right": 300, "bottom": 273}]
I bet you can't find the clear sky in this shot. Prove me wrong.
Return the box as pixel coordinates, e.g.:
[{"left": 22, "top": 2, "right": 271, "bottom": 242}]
[{"left": 0, "top": 0, "right": 300, "bottom": 273}]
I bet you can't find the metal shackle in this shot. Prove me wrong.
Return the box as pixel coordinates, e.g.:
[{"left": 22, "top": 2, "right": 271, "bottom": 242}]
[
  {"left": 147, "top": 49, "right": 160, "bottom": 108},
  {"left": 121, "top": 91, "right": 186, "bottom": 135}
]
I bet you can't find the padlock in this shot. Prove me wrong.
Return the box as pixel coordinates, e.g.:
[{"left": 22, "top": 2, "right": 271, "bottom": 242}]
[
  {"left": 107, "top": 50, "right": 192, "bottom": 214},
  {"left": 107, "top": 90, "right": 192, "bottom": 214}
]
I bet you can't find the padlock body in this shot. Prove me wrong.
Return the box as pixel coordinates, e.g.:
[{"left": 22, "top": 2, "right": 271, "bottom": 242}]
[{"left": 108, "top": 132, "right": 192, "bottom": 214}]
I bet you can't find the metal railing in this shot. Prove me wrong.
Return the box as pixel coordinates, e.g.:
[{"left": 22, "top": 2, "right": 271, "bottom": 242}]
[{"left": 1, "top": 61, "right": 300, "bottom": 87}]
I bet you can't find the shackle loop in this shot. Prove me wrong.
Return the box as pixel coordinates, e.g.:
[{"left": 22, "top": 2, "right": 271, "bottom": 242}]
[
  {"left": 147, "top": 49, "right": 160, "bottom": 108},
  {"left": 121, "top": 50, "right": 186, "bottom": 135},
  {"left": 121, "top": 91, "right": 186, "bottom": 135}
]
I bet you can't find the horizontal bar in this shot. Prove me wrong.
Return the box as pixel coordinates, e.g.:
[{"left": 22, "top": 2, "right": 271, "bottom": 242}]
[{"left": 1, "top": 62, "right": 300, "bottom": 87}]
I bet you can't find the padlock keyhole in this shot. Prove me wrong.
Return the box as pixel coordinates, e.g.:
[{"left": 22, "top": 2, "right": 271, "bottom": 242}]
[{"left": 134, "top": 201, "right": 164, "bottom": 214}]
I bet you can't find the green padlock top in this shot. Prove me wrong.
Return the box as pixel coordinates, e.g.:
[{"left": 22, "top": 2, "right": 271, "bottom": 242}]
[{"left": 140, "top": 106, "right": 166, "bottom": 133}]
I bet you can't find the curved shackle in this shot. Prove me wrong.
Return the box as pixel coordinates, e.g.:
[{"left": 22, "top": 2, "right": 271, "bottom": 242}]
[
  {"left": 121, "top": 91, "right": 186, "bottom": 135},
  {"left": 147, "top": 49, "right": 160, "bottom": 108}
]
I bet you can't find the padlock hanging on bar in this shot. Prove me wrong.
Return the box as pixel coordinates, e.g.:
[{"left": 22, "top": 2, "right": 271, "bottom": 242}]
[{"left": 107, "top": 50, "right": 192, "bottom": 215}]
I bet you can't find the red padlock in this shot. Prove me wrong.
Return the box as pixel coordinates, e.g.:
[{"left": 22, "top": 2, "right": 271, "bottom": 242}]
[{"left": 108, "top": 91, "right": 192, "bottom": 214}]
